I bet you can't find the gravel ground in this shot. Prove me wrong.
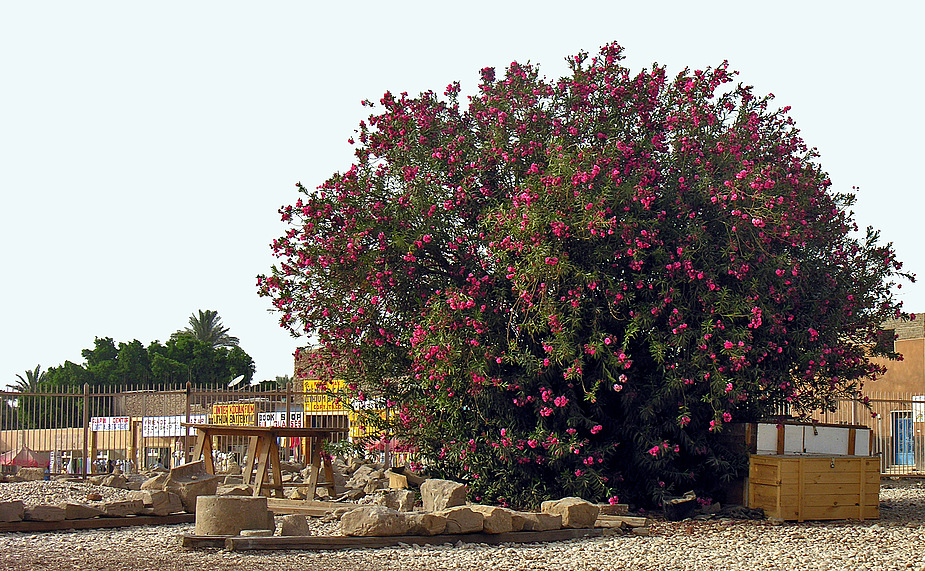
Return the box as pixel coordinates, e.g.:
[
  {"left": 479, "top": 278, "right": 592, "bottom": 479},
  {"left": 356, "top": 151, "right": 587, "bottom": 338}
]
[{"left": 1, "top": 478, "right": 924, "bottom": 571}]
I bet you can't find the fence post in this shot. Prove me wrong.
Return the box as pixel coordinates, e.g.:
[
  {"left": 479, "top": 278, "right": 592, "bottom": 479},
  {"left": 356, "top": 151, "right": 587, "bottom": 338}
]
[
  {"left": 185, "top": 381, "right": 192, "bottom": 464},
  {"left": 286, "top": 382, "right": 292, "bottom": 428},
  {"left": 82, "top": 383, "right": 90, "bottom": 479}
]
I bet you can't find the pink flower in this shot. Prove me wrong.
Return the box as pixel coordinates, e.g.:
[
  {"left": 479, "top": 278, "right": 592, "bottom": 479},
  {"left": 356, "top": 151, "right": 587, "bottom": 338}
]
[
  {"left": 723, "top": 412, "right": 732, "bottom": 423},
  {"left": 608, "top": 495, "right": 620, "bottom": 505},
  {"left": 648, "top": 446, "right": 660, "bottom": 457},
  {"left": 566, "top": 428, "right": 577, "bottom": 435},
  {"left": 723, "top": 341, "right": 734, "bottom": 349},
  {"left": 554, "top": 396, "right": 569, "bottom": 407},
  {"left": 591, "top": 425, "right": 603, "bottom": 434},
  {"left": 540, "top": 407, "right": 553, "bottom": 417}
]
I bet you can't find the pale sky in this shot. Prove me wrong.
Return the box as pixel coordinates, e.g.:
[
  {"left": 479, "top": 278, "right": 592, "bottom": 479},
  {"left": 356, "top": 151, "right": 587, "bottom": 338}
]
[{"left": 2, "top": 1, "right": 923, "bottom": 388}]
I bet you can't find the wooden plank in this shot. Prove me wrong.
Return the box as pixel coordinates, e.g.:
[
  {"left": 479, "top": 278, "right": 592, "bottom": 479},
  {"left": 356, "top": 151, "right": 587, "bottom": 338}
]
[
  {"left": 774, "top": 504, "right": 879, "bottom": 521},
  {"left": 847, "top": 428, "right": 857, "bottom": 457},
  {"left": 218, "top": 528, "right": 605, "bottom": 552},
  {"left": 0, "top": 513, "right": 194, "bottom": 533},
  {"left": 776, "top": 424, "right": 786, "bottom": 455}
]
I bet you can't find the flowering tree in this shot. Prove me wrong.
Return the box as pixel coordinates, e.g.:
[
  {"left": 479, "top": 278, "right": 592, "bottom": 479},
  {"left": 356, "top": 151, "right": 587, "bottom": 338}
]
[{"left": 258, "top": 43, "right": 910, "bottom": 507}]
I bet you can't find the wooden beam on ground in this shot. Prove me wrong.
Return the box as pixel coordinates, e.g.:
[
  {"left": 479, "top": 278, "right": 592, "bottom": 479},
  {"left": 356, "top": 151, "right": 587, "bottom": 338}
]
[
  {"left": 181, "top": 528, "right": 605, "bottom": 551},
  {"left": 0, "top": 513, "right": 194, "bottom": 533},
  {"left": 266, "top": 498, "right": 348, "bottom": 516}
]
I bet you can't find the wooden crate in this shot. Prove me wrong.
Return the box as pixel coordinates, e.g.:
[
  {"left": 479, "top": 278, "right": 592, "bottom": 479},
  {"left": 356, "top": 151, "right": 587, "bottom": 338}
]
[{"left": 748, "top": 454, "right": 879, "bottom": 522}]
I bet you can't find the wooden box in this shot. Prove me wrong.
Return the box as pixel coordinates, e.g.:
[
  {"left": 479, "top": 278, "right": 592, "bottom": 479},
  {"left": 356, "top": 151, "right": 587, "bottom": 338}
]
[{"left": 748, "top": 454, "right": 879, "bottom": 521}]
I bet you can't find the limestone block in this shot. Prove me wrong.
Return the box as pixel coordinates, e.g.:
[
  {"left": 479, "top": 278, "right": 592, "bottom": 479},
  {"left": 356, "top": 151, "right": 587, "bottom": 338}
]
[
  {"left": 129, "top": 490, "right": 183, "bottom": 516},
  {"left": 223, "top": 474, "right": 244, "bottom": 485},
  {"left": 25, "top": 505, "right": 66, "bottom": 522},
  {"left": 435, "top": 506, "right": 483, "bottom": 534},
  {"left": 164, "top": 461, "right": 220, "bottom": 512},
  {"left": 372, "top": 489, "right": 416, "bottom": 512},
  {"left": 217, "top": 484, "right": 253, "bottom": 496},
  {"left": 101, "top": 474, "right": 128, "bottom": 489},
  {"left": 140, "top": 473, "right": 168, "bottom": 491},
  {"left": 277, "top": 514, "right": 311, "bottom": 536},
  {"left": 59, "top": 503, "right": 104, "bottom": 520},
  {"left": 17, "top": 467, "right": 45, "bottom": 482},
  {"left": 240, "top": 529, "right": 273, "bottom": 537},
  {"left": 100, "top": 499, "right": 145, "bottom": 517},
  {"left": 541, "top": 497, "right": 600, "bottom": 529},
  {"left": 194, "top": 495, "right": 273, "bottom": 536},
  {"left": 468, "top": 505, "right": 513, "bottom": 534},
  {"left": 340, "top": 506, "right": 413, "bottom": 537},
  {"left": 520, "top": 512, "right": 562, "bottom": 531},
  {"left": 407, "top": 512, "right": 447, "bottom": 536},
  {"left": 420, "top": 479, "right": 467, "bottom": 512},
  {"left": 0, "top": 500, "right": 25, "bottom": 522}
]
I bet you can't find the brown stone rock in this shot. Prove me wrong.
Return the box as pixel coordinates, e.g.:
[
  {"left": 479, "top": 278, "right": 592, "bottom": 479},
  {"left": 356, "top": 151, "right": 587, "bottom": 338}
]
[
  {"left": 372, "top": 489, "right": 416, "bottom": 512},
  {"left": 16, "top": 468, "right": 45, "bottom": 482},
  {"left": 128, "top": 490, "right": 183, "bottom": 516},
  {"left": 86, "top": 492, "right": 103, "bottom": 502},
  {"left": 59, "top": 503, "right": 104, "bottom": 520},
  {"left": 101, "top": 474, "right": 128, "bottom": 489},
  {"left": 406, "top": 512, "right": 447, "bottom": 536},
  {"left": 217, "top": 484, "right": 253, "bottom": 496},
  {"left": 277, "top": 514, "right": 311, "bottom": 536},
  {"left": 164, "top": 461, "right": 220, "bottom": 512},
  {"left": 194, "top": 496, "right": 274, "bottom": 536},
  {"left": 0, "top": 500, "right": 25, "bottom": 522},
  {"left": 435, "top": 506, "right": 483, "bottom": 534},
  {"left": 420, "top": 479, "right": 467, "bottom": 512},
  {"left": 100, "top": 499, "right": 145, "bottom": 517},
  {"left": 541, "top": 497, "right": 600, "bottom": 529},
  {"left": 520, "top": 512, "right": 562, "bottom": 531},
  {"left": 340, "top": 506, "right": 413, "bottom": 537},
  {"left": 140, "top": 473, "right": 168, "bottom": 491},
  {"left": 25, "top": 505, "right": 66, "bottom": 522},
  {"left": 468, "top": 505, "right": 514, "bottom": 534}
]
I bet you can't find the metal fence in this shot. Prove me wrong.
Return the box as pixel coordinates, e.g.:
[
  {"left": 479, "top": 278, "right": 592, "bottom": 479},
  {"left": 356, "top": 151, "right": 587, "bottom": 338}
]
[
  {"left": 0, "top": 383, "right": 352, "bottom": 477},
  {"left": 812, "top": 393, "right": 925, "bottom": 476}
]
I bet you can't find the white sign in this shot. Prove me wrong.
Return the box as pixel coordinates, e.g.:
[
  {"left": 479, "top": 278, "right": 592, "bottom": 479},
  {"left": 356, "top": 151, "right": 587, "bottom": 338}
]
[
  {"left": 257, "top": 411, "right": 304, "bottom": 428},
  {"left": 90, "top": 416, "right": 130, "bottom": 432},
  {"left": 142, "top": 415, "right": 207, "bottom": 438},
  {"left": 913, "top": 396, "right": 925, "bottom": 423}
]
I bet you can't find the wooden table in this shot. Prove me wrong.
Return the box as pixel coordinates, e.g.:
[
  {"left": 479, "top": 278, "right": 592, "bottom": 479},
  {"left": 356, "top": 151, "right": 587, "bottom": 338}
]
[{"left": 182, "top": 424, "right": 348, "bottom": 498}]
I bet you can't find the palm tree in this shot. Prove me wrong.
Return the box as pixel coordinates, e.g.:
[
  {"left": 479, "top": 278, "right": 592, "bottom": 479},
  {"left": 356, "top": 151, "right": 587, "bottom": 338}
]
[
  {"left": 11, "top": 365, "right": 46, "bottom": 393},
  {"left": 171, "top": 309, "right": 240, "bottom": 348}
]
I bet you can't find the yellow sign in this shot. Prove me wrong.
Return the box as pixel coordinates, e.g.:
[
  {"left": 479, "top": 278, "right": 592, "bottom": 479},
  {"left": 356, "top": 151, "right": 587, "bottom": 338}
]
[
  {"left": 302, "top": 379, "right": 348, "bottom": 414},
  {"left": 209, "top": 403, "right": 255, "bottom": 425}
]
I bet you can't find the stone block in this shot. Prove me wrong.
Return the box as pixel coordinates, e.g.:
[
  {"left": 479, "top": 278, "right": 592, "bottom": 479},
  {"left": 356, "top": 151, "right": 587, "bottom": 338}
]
[
  {"left": 25, "top": 505, "right": 66, "bottom": 522},
  {"left": 520, "top": 512, "right": 562, "bottom": 531},
  {"left": 340, "top": 506, "right": 413, "bottom": 537},
  {"left": 421, "top": 479, "right": 467, "bottom": 512},
  {"left": 217, "top": 484, "right": 253, "bottom": 496},
  {"left": 59, "top": 503, "right": 104, "bottom": 520},
  {"left": 372, "top": 489, "right": 416, "bottom": 512},
  {"left": 406, "top": 512, "right": 447, "bottom": 536},
  {"left": 194, "top": 495, "right": 273, "bottom": 536},
  {"left": 140, "top": 473, "right": 168, "bottom": 491},
  {"left": 100, "top": 499, "right": 145, "bottom": 517},
  {"left": 0, "top": 500, "right": 25, "bottom": 522},
  {"left": 541, "top": 497, "right": 600, "bottom": 529},
  {"left": 129, "top": 490, "right": 183, "bottom": 516},
  {"left": 277, "top": 514, "right": 311, "bottom": 536},
  {"left": 468, "top": 505, "right": 513, "bottom": 534},
  {"left": 101, "top": 474, "right": 128, "bottom": 489},
  {"left": 435, "top": 506, "right": 483, "bottom": 534},
  {"left": 164, "top": 461, "right": 220, "bottom": 512},
  {"left": 17, "top": 467, "right": 44, "bottom": 482}
]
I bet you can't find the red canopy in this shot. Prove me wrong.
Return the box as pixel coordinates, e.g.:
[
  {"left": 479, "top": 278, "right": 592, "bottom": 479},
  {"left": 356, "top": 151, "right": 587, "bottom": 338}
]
[{"left": 0, "top": 446, "right": 49, "bottom": 467}]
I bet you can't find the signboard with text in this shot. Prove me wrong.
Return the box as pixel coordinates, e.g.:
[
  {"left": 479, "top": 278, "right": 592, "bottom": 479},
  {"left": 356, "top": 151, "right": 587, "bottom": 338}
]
[
  {"left": 208, "top": 403, "right": 256, "bottom": 425},
  {"left": 257, "top": 411, "right": 304, "bottom": 428},
  {"left": 90, "top": 416, "right": 130, "bottom": 432},
  {"left": 142, "top": 414, "right": 207, "bottom": 438},
  {"left": 302, "top": 379, "right": 348, "bottom": 414}
]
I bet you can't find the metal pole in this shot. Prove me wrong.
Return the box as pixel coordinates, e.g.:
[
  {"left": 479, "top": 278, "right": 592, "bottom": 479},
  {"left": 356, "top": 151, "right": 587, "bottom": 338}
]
[
  {"left": 185, "top": 381, "right": 192, "bottom": 464},
  {"left": 82, "top": 383, "right": 89, "bottom": 479}
]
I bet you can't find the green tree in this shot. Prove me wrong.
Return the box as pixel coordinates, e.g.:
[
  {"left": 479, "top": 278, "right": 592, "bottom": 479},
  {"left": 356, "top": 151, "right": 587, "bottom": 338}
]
[
  {"left": 11, "top": 365, "right": 46, "bottom": 392},
  {"left": 171, "top": 309, "right": 240, "bottom": 348},
  {"left": 259, "top": 43, "right": 911, "bottom": 507}
]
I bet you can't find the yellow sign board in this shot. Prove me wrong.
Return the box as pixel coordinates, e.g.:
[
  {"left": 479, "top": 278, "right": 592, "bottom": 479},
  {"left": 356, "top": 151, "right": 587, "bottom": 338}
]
[
  {"left": 302, "top": 379, "right": 348, "bottom": 414},
  {"left": 208, "top": 403, "right": 255, "bottom": 425}
]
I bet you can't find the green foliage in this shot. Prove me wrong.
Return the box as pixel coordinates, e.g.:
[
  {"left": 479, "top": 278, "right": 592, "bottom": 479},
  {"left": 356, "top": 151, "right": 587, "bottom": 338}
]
[
  {"left": 171, "top": 309, "right": 240, "bottom": 348},
  {"left": 260, "top": 43, "right": 911, "bottom": 508}
]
